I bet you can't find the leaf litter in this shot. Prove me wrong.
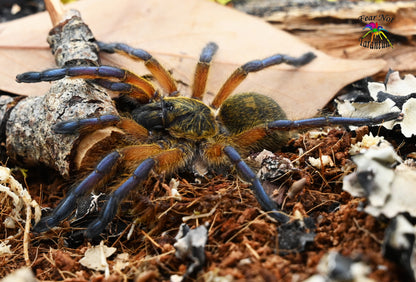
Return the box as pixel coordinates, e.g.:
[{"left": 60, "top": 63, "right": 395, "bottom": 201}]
[{"left": 1, "top": 117, "right": 410, "bottom": 281}]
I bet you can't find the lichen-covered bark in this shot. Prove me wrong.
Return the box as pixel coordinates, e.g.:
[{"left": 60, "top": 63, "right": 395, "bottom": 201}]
[{"left": 3, "top": 11, "right": 118, "bottom": 178}]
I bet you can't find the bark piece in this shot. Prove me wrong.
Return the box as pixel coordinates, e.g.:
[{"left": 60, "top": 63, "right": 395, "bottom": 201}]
[{"left": 4, "top": 12, "right": 118, "bottom": 178}]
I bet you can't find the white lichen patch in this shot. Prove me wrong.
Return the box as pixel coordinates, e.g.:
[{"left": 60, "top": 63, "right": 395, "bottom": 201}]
[
  {"left": 368, "top": 71, "right": 416, "bottom": 99},
  {"left": 365, "top": 163, "right": 416, "bottom": 218},
  {"left": 343, "top": 140, "right": 416, "bottom": 218},
  {"left": 305, "top": 251, "right": 374, "bottom": 282},
  {"left": 400, "top": 98, "right": 416, "bottom": 137}
]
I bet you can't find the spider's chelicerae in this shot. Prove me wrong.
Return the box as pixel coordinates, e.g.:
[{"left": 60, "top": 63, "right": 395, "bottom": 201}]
[{"left": 17, "top": 42, "right": 400, "bottom": 239}]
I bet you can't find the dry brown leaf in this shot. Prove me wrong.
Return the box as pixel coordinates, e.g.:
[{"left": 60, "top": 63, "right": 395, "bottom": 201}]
[
  {"left": 266, "top": 1, "right": 416, "bottom": 73},
  {"left": 0, "top": 0, "right": 386, "bottom": 119}
]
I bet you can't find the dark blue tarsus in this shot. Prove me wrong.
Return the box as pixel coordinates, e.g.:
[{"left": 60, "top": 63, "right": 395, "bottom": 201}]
[
  {"left": 33, "top": 151, "right": 122, "bottom": 233},
  {"left": 85, "top": 158, "right": 155, "bottom": 238},
  {"left": 241, "top": 52, "right": 316, "bottom": 73},
  {"left": 53, "top": 114, "right": 120, "bottom": 134},
  {"left": 92, "top": 79, "right": 135, "bottom": 92},
  {"left": 223, "top": 145, "right": 290, "bottom": 223},
  {"left": 97, "top": 42, "right": 153, "bottom": 61},
  {"left": 199, "top": 42, "right": 219, "bottom": 63},
  {"left": 16, "top": 66, "right": 127, "bottom": 83}
]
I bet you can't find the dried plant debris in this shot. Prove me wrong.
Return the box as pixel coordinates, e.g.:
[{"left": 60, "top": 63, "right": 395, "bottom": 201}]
[
  {"left": 254, "top": 150, "right": 297, "bottom": 180},
  {"left": 337, "top": 71, "right": 416, "bottom": 137},
  {"left": 173, "top": 223, "right": 209, "bottom": 280},
  {"left": 79, "top": 241, "right": 117, "bottom": 276},
  {"left": 252, "top": 149, "right": 304, "bottom": 204},
  {"left": 0, "top": 166, "right": 41, "bottom": 266},
  {"left": 304, "top": 251, "right": 373, "bottom": 282},
  {"left": 278, "top": 217, "right": 315, "bottom": 254}
]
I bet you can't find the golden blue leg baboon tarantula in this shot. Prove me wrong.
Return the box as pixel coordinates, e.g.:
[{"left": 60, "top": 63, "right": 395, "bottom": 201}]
[{"left": 17, "top": 42, "right": 400, "bottom": 239}]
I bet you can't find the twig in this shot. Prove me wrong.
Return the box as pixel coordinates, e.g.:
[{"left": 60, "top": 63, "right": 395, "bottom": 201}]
[
  {"left": 244, "top": 242, "right": 260, "bottom": 260},
  {"left": 353, "top": 217, "right": 383, "bottom": 245},
  {"left": 45, "top": 0, "right": 65, "bottom": 26},
  {"left": 182, "top": 202, "right": 220, "bottom": 222},
  {"left": 141, "top": 230, "right": 162, "bottom": 249}
]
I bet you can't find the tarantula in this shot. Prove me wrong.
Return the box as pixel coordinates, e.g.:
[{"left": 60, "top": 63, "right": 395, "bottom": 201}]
[{"left": 16, "top": 42, "right": 400, "bottom": 239}]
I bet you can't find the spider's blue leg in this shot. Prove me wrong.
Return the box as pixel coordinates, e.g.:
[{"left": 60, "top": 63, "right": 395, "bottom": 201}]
[
  {"left": 84, "top": 143, "right": 190, "bottom": 238},
  {"left": 223, "top": 145, "right": 290, "bottom": 223},
  {"left": 230, "top": 111, "right": 402, "bottom": 149},
  {"left": 267, "top": 111, "right": 402, "bottom": 131},
  {"left": 16, "top": 66, "right": 156, "bottom": 99},
  {"left": 92, "top": 79, "right": 155, "bottom": 103},
  {"left": 33, "top": 151, "right": 121, "bottom": 233},
  {"left": 97, "top": 41, "right": 177, "bottom": 94},
  {"left": 85, "top": 158, "right": 155, "bottom": 238},
  {"left": 53, "top": 114, "right": 121, "bottom": 134},
  {"left": 211, "top": 52, "right": 316, "bottom": 108},
  {"left": 54, "top": 115, "right": 150, "bottom": 142},
  {"left": 192, "top": 42, "right": 219, "bottom": 100}
]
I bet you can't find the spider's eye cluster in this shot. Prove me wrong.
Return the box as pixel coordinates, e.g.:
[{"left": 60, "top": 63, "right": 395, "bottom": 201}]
[{"left": 132, "top": 102, "right": 165, "bottom": 131}]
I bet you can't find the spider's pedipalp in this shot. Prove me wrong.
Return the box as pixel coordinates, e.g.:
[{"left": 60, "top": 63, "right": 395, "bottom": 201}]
[
  {"left": 192, "top": 42, "right": 219, "bottom": 100},
  {"left": 97, "top": 41, "right": 178, "bottom": 94},
  {"left": 33, "top": 151, "right": 121, "bottom": 233},
  {"left": 85, "top": 158, "right": 155, "bottom": 238},
  {"left": 223, "top": 146, "right": 290, "bottom": 223},
  {"left": 211, "top": 52, "right": 316, "bottom": 108},
  {"left": 53, "top": 114, "right": 121, "bottom": 134}
]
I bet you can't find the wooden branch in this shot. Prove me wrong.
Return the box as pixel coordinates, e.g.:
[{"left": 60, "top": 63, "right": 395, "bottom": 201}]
[
  {"left": 2, "top": 12, "right": 118, "bottom": 178},
  {"left": 45, "top": 0, "right": 65, "bottom": 26}
]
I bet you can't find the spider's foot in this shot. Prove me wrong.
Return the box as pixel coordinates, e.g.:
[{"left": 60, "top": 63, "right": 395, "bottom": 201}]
[
  {"left": 33, "top": 193, "right": 79, "bottom": 233},
  {"left": 84, "top": 197, "right": 120, "bottom": 239},
  {"left": 84, "top": 158, "right": 155, "bottom": 238},
  {"left": 270, "top": 210, "right": 290, "bottom": 224},
  {"left": 53, "top": 114, "right": 120, "bottom": 134},
  {"left": 291, "top": 52, "right": 316, "bottom": 67},
  {"left": 33, "top": 215, "right": 63, "bottom": 233}
]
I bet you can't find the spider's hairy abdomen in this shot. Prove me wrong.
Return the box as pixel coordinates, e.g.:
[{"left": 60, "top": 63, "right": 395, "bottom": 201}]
[{"left": 219, "top": 92, "right": 289, "bottom": 152}]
